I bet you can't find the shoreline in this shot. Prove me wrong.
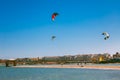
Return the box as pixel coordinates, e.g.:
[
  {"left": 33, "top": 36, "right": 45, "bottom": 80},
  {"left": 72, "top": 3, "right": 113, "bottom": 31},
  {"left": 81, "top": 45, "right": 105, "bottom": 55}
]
[{"left": 13, "top": 64, "right": 120, "bottom": 70}]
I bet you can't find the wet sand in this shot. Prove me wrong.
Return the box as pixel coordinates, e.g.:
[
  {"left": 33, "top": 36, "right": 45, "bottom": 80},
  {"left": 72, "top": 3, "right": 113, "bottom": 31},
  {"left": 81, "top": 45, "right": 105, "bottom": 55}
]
[{"left": 14, "top": 64, "right": 120, "bottom": 70}]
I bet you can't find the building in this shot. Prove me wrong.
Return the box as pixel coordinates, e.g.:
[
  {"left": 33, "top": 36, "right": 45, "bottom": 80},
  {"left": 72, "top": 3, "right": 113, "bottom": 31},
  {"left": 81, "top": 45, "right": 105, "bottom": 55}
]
[{"left": 113, "top": 52, "right": 120, "bottom": 59}]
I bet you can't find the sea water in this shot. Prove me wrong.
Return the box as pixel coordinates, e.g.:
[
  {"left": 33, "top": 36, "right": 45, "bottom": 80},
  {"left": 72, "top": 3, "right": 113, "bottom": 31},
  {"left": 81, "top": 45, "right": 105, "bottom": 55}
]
[{"left": 0, "top": 66, "right": 120, "bottom": 80}]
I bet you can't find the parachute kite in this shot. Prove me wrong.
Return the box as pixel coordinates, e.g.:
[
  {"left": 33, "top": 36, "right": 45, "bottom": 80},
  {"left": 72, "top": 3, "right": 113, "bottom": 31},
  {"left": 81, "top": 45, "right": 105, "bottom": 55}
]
[
  {"left": 52, "top": 13, "right": 59, "bottom": 21},
  {"left": 102, "top": 32, "right": 110, "bottom": 40},
  {"left": 51, "top": 36, "right": 56, "bottom": 40}
]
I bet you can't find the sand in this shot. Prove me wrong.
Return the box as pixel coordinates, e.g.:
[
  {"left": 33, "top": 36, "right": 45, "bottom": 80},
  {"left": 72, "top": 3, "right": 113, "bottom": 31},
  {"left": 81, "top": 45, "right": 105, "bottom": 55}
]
[{"left": 13, "top": 64, "right": 120, "bottom": 70}]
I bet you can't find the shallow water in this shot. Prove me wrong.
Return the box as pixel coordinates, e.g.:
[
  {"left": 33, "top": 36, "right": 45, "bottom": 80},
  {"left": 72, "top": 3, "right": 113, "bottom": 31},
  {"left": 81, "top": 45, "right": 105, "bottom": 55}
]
[{"left": 0, "top": 66, "right": 120, "bottom": 80}]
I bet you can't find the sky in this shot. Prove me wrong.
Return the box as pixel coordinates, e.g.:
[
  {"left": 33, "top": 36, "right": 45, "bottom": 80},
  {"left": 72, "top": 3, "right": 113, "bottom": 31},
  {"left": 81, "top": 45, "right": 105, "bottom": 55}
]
[{"left": 0, "top": 0, "right": 120, "bottom": 59}]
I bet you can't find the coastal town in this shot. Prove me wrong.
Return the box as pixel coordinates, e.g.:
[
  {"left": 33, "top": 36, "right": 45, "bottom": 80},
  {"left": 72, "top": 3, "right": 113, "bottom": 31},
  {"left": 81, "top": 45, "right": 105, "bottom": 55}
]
[{"left": 0, "top": 52, "right": 120, "bottom": 67}]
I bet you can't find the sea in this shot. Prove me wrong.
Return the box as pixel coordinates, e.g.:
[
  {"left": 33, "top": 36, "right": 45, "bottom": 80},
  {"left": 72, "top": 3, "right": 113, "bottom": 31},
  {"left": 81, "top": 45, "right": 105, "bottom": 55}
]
[{"left": 0, "top": 64, "right": 120, "bottom": 80}]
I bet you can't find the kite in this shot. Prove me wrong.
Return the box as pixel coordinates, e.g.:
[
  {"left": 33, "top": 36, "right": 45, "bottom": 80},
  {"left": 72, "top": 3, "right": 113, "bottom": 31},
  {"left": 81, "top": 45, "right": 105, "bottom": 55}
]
[
  {"left": 51, "top": 36, "right": 56, "bottom": 40},
  {"left": 52, "top": 12, "right": 59, "bottom": 21},
  {"left": 102, "top": 32, "right": 110, "bottom": 40}
]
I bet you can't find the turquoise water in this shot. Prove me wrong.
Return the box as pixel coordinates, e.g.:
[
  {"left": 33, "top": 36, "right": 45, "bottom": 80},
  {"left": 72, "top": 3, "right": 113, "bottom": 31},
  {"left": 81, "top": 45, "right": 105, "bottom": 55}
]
[{"left": 0, "top": 66, "right": 120, "bottom": 80}]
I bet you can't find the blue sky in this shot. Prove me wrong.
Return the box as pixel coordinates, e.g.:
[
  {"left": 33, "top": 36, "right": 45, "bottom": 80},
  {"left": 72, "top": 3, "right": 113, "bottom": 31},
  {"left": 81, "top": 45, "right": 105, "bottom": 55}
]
[{"left": 0, "top": 0, "right": 120, "bottom": 59}]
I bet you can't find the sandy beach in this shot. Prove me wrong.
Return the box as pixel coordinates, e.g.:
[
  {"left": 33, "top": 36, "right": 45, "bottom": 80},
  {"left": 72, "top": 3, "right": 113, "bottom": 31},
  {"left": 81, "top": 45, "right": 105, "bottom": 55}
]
[{"left": 14, "top": 64, "right": 120, "bottom": 70}]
